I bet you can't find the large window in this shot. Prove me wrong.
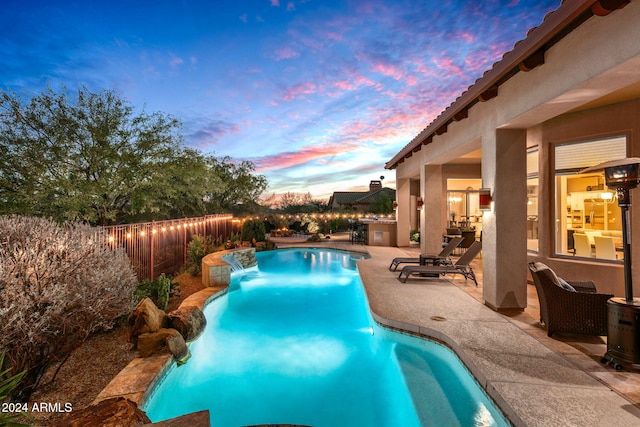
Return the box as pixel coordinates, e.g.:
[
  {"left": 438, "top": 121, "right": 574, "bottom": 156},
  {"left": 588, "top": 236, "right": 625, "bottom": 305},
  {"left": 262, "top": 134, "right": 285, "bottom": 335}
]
[
  {"left": 554, "top": 136, "right": 626, "bottom": 261},
  {"left": 446, "top": 179, "right": 482, "bottom": 236}
]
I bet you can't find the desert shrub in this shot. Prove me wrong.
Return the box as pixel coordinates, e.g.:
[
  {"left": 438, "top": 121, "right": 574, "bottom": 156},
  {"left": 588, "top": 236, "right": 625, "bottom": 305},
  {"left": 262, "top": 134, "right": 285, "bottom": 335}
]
[
  {"left": 186, "top": 235, "right": 207, "bottom": 276},
  {"left": 241, "top": 219, "right": 266, "bottom": 243},
  {"left": 186, "top": 234, "right": 223, "bottom": 276},
  {"left": 0, "top": 215, "right": 137, "bottom": 401},
  {"left": 134, "top": 274, "right": 177, "bottom": 310}
]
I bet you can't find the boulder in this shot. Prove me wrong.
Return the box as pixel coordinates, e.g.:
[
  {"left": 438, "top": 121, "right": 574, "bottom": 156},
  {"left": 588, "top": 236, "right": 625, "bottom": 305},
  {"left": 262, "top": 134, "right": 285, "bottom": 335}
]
[
  {"left": 165, "top": 330, "right": 190, "bottom": 365},
  {"left": 167, "top": 305, "right": 206, "bottom": 342},
  {"left": 138, "top": 328, "right": 190, "bottom": 364},
  {"left": 53, "top": 397, "right": 150, "bottom": 426},
  {"left": 128, "top": 298, "right": 168, "bottom": 347}
]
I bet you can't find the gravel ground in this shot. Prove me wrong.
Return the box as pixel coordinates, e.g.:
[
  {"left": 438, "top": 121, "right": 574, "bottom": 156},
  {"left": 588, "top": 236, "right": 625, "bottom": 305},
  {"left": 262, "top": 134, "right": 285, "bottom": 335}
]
[{"left": 25, "top": 272, "right": 204, "bottom": 426}]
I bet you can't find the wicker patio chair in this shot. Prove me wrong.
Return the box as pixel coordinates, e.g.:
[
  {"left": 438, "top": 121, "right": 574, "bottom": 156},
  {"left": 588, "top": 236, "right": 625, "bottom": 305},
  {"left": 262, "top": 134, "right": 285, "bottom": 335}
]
[{"left": 527, "top": 262, "right": 613, "bottom": 337}]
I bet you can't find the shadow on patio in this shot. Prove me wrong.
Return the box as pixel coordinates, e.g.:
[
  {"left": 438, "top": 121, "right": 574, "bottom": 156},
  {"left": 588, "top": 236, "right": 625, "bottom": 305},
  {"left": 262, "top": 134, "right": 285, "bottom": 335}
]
[{"left": 400, "top": 245, "right": 640, "bottom": 406}]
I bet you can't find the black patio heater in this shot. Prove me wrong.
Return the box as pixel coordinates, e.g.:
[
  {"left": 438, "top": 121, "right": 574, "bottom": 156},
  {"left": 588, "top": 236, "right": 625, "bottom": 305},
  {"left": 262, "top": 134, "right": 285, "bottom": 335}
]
[{"left": 583, "top": 158, "right": 640, "bottom": 370}]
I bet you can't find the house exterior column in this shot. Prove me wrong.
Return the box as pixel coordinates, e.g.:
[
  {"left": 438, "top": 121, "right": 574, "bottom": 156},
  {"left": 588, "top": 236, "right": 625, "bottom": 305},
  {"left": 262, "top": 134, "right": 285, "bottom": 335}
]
[
  {"left": 482, "top": 129, "right": 528, "bottom": 311},
  {"left": 422, "top": 165, "right": 445, "bottom": 255},
  {"left": 396, "top": 177, "right": 411, "bottom": 247}
]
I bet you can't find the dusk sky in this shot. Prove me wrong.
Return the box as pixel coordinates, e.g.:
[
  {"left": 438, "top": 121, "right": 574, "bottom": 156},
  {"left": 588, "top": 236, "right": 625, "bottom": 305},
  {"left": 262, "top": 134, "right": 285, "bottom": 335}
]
[{"left": 1, "top": 0, "right": 559, "bottom": 201}]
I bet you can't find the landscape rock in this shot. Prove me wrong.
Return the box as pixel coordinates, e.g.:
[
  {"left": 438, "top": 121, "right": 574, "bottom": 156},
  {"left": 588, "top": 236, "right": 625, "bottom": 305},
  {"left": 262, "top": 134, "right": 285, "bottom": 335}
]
[
  {"left": 138, "top": 328, "right": 190, "bottom": 364},
  {"left": 165, "top": 330, "right": 190, "bottom": 365},
  {"left": 167, "top": 305, "right": 206, "bottom": 342},
  {"left": 53, "top": 397, "right": 150, "bottom": 426},
  {"left": 128, "top": 298, "right": 168, "bottom": 347}
]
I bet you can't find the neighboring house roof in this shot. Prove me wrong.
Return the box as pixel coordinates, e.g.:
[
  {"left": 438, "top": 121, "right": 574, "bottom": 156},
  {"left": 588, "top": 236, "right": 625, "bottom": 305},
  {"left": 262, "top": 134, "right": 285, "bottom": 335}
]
[
  {"left": 331, "top": 191, "right": 369, "bottom": 205},
  {"left": 330, "top": 187, "right": 396, "bottom": 206},
  {"left": 385, "top": 0, "right": 630, "bottom": 170},
  {"left": 354, "top": 188, "right": 396, "bottom": 204}
]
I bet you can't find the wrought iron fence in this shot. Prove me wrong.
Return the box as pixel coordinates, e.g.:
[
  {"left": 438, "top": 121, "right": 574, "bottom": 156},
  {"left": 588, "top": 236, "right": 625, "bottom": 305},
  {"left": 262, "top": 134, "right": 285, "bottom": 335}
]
[{"left": 101, "top": 214, "right": 239, "bottom": 280}]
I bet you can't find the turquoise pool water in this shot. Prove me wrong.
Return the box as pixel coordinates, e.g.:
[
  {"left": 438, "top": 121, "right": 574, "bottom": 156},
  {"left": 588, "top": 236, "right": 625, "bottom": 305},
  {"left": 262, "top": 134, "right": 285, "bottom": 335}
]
[{"left": 143, "top": 248, "right": 509, "bottom": 426}]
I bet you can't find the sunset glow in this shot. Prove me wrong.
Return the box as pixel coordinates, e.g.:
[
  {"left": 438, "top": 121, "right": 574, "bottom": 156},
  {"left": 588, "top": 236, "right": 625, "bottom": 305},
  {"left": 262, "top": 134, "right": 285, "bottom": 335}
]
[{"left": 1, "top": 0, "right": 559, "bottom": 200}]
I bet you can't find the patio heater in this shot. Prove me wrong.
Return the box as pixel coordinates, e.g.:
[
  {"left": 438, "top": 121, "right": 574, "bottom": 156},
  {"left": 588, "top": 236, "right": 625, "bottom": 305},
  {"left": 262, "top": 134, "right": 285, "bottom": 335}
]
[{"left": 582, "top": 158, "right": 640, "bottom": 370}]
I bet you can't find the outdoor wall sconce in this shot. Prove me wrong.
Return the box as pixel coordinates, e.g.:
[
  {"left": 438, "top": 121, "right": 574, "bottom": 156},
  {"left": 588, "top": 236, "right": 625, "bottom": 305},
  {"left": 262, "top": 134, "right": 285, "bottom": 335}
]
[
  {"left": 479, "top": 188, "right": 492, "bottom": 211},
  {"left": 393, "top": 201, "right": 398, "bottom": 210},
  {"left": 416, "top": 197, "right": 424, "bottom": 210}
]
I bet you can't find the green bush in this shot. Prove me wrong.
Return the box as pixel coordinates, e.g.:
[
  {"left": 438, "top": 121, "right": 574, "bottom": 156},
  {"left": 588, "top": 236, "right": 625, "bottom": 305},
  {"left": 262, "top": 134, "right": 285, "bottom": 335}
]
[
  {"left": 0, "top": 352, "right": 29, "bottom": 426},
  {"left": 241, "top": 219, "right": 266, "bottom": 243},
  {"left": 155, "top": 274, "right": 172, "bottom": 311},
  {"left": 135, "top": 273, "right": 178, "bottom": 310},
  {"left": 187, "top": 235, "right": 207, "bottom": 276}
]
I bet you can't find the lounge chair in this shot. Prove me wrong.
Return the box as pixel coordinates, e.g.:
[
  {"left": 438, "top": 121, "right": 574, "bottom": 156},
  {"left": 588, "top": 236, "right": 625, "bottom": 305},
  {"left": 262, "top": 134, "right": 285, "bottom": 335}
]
[
  {"left": 457, "top": 229, "right": 477, "bottom": 253},
  {"left": 398, "top": 241, "right": 482, "bottom": 285},
  {"left": 527, "top": 262, "right": 613, "bottom": 337},
  {"left": 389, "top": 237, "right": 463, "bottom": 271}
]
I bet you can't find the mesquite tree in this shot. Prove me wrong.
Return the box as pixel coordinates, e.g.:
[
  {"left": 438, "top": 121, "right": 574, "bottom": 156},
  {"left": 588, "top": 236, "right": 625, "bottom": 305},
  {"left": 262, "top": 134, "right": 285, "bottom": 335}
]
[
  {"left": 0, "top": 86, "right": 268, "bottom": 224},
  {"left": 0, "top": 216, "right": 138, "bottom": 401}
]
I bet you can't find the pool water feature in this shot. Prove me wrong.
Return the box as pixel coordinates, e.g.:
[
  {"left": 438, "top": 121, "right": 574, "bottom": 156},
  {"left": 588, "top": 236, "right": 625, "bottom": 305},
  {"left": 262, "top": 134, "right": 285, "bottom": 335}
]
[{"left": 143, "top": 248, "right": 509, "bottom": 427}]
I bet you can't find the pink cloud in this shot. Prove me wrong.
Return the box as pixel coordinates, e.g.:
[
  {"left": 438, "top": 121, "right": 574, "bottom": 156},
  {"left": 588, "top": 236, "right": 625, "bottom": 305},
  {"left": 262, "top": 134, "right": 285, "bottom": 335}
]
[
  {"left": 371, "top": 62, "right": 404, "bottom": 80},
  {"left": 432, "top": 57, "right": 466, "bottom": 78},
  {"left": 333, "top": 80, "right": 355, "bottom": 91},
  {"left": 254, "top": 143, "right": 349, "bottom": 172},
  {"left": 354, "top": 75, "right": 384, "bottom": 90},
  {"left": 274, "top": 46, "right": 300, "bottom": 60},
  {"left": 406, "top": 75, "right": 418, "bottom": 86},
  {"left": 169, "top": 56, "right": 184, "bottom": 67},
  {"left": 457, "top": 32, "right": 477, "bottom": 43},
  {"left": 381, "top": 89, "right": 411, "bottom": 101},
  {"left": 282, "top": 81, "right": 318, "bottom": 100},
  {"left": 271, "top": 0, "right": 280, "bottom": 6},
  {"left": 327, "top": 32, "right": 343, "bottom": 41}
]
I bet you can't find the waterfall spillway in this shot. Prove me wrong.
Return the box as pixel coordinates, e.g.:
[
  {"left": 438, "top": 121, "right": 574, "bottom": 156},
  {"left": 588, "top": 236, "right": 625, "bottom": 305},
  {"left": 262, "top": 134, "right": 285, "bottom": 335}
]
[{"left": 222, "top": 254, "right": 246, "bottom": 276}]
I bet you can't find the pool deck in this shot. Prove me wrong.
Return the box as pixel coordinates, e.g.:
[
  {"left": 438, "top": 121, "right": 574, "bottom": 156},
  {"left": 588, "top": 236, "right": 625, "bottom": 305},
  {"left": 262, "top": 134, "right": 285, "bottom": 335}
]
[
  {"left": 97, "top": 233, "right": 640, "bottom": 426},
  {"left": 274, "top": 234, "right": 640, "bottom": 427}
]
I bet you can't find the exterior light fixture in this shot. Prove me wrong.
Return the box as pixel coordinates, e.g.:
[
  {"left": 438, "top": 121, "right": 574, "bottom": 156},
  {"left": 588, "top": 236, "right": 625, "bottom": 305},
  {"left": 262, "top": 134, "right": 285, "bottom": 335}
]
[
  {"left": 416, "top": 197, "right": 424, "bottom": 210},
  {"left": 479, "top": 188, "right": 492, "bottom": 211}
]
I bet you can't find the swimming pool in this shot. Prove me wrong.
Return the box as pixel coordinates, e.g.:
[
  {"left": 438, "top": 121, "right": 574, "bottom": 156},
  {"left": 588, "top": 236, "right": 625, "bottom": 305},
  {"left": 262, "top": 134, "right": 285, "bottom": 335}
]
[{"left": 143, "top": 248, "right": 509, "bottom": 426}]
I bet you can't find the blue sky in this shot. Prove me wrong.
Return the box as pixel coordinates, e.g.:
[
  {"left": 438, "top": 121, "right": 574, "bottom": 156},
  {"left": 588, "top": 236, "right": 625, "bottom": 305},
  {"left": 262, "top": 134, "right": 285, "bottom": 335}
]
[{"left": 1, "top": 0, "right": 559, "bottom": 201}]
